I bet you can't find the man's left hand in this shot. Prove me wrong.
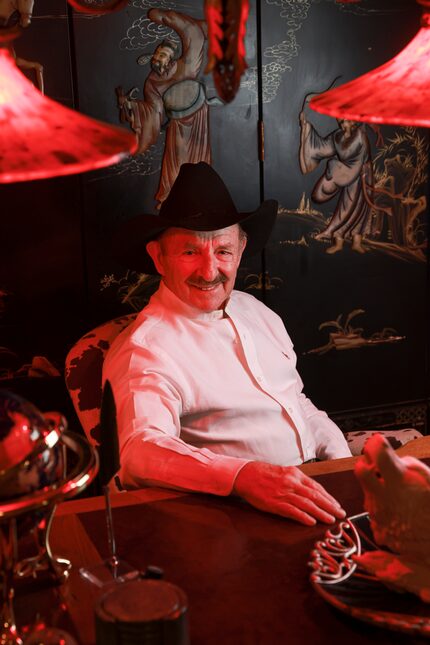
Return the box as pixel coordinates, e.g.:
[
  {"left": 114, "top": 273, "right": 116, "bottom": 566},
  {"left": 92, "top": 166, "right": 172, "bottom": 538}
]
[{"left": 232, "top": 461, "right": 346, "bottom": 526}]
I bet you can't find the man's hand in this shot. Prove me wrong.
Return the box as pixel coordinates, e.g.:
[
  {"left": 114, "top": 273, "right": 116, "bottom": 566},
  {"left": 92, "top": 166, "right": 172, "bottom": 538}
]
[{"left": 233, "top": 461, "right": 346, "bottom": 526}]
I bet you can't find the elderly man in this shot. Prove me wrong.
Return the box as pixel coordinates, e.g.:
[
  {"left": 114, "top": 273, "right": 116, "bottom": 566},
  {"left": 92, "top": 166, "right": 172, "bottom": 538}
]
[{"left": 104, "top": 163, "right": 351, "bottom": 526}]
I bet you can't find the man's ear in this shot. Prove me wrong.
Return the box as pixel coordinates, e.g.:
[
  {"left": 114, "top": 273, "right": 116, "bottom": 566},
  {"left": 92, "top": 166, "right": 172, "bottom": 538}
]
[{"left": 146, "top": 240, "right": 165, "bottom": 276}]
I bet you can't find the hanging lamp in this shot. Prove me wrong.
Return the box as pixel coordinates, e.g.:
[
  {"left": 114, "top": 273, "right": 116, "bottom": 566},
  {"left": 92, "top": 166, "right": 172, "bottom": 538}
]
[
  {"left": 310, "top": 0, "right": 430, "bottom": 126},
  {"left": 0, "top": 16, "right": 136, "bottom": 183}
]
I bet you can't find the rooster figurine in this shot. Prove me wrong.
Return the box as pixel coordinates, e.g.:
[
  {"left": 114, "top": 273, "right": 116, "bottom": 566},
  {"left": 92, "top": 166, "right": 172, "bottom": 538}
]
[{"left": 354, "top": 433, "right": 430, "bottom": 602}]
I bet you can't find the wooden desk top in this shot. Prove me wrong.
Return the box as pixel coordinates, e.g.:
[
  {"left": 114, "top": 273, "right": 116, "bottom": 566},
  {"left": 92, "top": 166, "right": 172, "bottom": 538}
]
[
  {"left": 19, "top": 437, "right": 430, "bottom": 645},
  {"left": 301, "top": 434, "right": 430, "bottom": 476},
  {"left": 55, "top": 434, "right": 430, "bottom": 517}
]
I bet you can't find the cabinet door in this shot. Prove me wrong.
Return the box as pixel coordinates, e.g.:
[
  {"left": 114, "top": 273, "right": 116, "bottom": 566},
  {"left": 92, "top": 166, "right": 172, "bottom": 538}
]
[{"left": 260, "top": 0, "right": 428, "bottom": 412}]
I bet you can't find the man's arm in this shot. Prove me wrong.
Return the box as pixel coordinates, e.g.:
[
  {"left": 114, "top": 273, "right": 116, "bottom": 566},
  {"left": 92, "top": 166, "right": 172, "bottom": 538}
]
[
  {"left": 104, "top": 338, "right": 346, "bottom": 525},
  {"left": 120, "top": 433, "right": 345, "bottom": 526},
  {"left": 120, "top": 421, "right": 345, "bottom": 526},
  {"left": 104, "top": 339, "right": 248, "bottom": 494},
  {"left": 120, "top": 428, "right": 345, "bottom": 526},
  {"left": 120, "top": 431, "right": 246, "bottom": 495}
]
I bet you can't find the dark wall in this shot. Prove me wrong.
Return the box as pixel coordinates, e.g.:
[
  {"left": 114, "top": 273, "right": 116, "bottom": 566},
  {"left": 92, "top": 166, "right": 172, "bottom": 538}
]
[{"left": 1, "top": 0, "right": 428, "bottom": 428}]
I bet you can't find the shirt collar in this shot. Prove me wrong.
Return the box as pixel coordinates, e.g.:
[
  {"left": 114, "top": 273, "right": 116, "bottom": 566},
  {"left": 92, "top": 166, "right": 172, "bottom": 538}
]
[{"left": 152, "top": 281, "right": 229, "bottom": 321}]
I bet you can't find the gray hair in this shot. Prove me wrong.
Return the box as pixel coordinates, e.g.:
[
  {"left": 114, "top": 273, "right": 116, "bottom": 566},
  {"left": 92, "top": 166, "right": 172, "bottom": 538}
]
[{"left": 238, "top": 225, "right": 248, "bottom": 244}]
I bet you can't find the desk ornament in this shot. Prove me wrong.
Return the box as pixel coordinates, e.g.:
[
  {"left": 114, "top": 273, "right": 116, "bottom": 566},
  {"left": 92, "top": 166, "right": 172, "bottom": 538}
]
[
  {"left": 0, "top": 389, "right": 98, "bottom": 644},
  {"left": 95, "top": 578, "right": 189, "bottom": 645},
  {"left": 310, "top": 433, "right": 430, "bottom": 636},
  {"left": 79, "top": 380, "right": 140, "bottom": 587}
]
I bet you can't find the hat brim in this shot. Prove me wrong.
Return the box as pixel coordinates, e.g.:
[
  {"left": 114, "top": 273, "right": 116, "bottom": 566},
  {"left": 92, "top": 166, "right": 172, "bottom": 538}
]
[{"left": 111, "top": 199, "right": 278, "bottom": 275}]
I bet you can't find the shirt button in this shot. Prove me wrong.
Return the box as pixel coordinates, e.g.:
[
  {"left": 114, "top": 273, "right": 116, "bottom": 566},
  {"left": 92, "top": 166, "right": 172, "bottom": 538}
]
[{"left": 256, "top": 376, "right": 262, "bottom": 382}]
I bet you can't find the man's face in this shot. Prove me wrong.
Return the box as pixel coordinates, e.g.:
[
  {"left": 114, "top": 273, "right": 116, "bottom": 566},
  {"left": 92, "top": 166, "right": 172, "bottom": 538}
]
[
  {"left": 146, "top": 225, "right": 246, "bottom": 312},
  {"left": 151, "top": 46, "right": 174, "bottom": 75}
]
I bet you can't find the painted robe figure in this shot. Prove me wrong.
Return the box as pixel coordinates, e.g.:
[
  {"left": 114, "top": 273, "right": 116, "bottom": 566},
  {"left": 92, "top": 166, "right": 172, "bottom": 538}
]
[
  {"left": 119, "top": 9, "right": 211, "bottom": 207},
  {"left": 299, "top": 111, "right": 374, "bottom": 254}
]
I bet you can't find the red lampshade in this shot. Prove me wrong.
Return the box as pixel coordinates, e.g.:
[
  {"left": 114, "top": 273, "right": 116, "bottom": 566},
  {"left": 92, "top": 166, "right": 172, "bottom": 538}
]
[
  {"left": 310, "top": 3, "right": 430, "bottom": 127},
  {"left": 0, "top": 48, "right": 137, "bottom": 182}
]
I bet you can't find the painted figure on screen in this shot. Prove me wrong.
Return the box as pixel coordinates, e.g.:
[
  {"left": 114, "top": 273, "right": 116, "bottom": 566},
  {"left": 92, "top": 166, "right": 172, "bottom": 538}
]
[
  {"left": 117, "top": 8, "right": 211, "bottom": 208},
  {"left": 294, "top": 103, "right": 428, "bottom": 262},
  {"left": 299, "top": 109, "right": 374, "bottom": 255}
]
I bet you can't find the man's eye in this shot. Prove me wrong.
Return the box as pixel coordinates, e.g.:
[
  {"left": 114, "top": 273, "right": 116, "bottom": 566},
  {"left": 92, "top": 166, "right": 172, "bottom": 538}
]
[
  {"left": 218, "top": 250, "right": 232, "bottom": 256},
  {"left": 183, "top": 250, "right": 196, "bottom": 256}
]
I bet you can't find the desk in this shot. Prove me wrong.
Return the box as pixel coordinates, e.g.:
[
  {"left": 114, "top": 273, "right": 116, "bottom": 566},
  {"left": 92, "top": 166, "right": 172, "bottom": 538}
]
[{"left": 34, "top": 437, "right": 430, "bottom": 644}]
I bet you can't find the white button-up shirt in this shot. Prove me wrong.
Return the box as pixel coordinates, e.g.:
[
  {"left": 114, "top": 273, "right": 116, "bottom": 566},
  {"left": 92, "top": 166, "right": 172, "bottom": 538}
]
[{"left": 103, "top": 282, "right": 351, "bottom": 494}]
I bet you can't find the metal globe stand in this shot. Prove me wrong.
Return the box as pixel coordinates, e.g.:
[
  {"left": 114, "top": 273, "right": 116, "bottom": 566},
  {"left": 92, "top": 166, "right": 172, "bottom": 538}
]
[{"left": 0, "top": 431, "right": 98, "bottom": 645}]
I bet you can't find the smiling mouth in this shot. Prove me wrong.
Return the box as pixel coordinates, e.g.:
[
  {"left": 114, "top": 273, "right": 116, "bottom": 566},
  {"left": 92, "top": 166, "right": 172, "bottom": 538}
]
[
  {"left": 187, "top": 278, "right": 225, "bottom": 291},
  {"left": 190, "top": 284, "right": 221, "bottom": 291}
]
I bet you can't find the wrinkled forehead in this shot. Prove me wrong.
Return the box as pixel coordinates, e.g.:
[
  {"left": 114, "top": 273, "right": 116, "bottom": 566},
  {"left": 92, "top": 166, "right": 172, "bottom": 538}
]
[{"left": 159, "top": 225, "right": 241, "bottom": 247}]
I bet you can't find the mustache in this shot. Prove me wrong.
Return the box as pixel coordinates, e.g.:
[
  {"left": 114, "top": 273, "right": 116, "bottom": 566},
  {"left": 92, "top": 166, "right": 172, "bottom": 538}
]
[{"left": 187, "top": 275, "right": 227, "bottom": 288}]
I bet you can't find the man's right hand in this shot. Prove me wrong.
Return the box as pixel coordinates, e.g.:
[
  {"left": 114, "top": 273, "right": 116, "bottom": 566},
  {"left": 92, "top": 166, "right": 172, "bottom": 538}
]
[{"left": 233, "top": 461, "right": 346, "bottom": 526}]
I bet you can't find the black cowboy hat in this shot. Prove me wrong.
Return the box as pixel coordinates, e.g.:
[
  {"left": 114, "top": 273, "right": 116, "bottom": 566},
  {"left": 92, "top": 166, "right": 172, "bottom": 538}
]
[{"left": 112, "top": 162, "right": 278, "bottom": 275}]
